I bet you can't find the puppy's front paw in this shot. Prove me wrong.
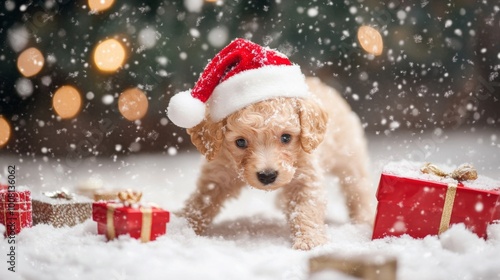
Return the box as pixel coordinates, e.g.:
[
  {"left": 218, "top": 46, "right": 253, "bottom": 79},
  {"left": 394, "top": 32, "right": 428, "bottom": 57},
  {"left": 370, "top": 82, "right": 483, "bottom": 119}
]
[
  {"left": 292, "top": 233, "right": 328, "bottom": 250},
  {"left": 177, "top": 209, "right": 208, "bottom": 235}
]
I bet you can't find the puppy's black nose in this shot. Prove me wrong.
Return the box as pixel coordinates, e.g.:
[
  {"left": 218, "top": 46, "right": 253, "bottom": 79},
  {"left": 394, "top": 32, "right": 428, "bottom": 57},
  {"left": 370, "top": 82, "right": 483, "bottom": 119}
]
[{"left": 257, "top": 170, "right": 278, "bottom": 185}]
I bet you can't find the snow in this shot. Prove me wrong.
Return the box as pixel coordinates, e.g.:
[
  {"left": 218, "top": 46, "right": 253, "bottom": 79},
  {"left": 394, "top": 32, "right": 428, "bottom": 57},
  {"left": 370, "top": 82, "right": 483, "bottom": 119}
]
[
  {"left": 189, "top": 28, "right": 201, "bottom": 38},
  {"left": 0, "top": 131, "right": 499, "bottom": 279},
  {"left": 396, "top": 10, "right": 407, "bottom": 21},
  {"left": 85, "top": 92, "right": 95, "bottom": 100},
  {"left": 15, "top": 78, "right": 34, "bottom": 99},
  {"left": 207, "top": 26, "right": 229, "bottom": 48},
  {"left": 3, "top": 0, "right": 500, "bottom": 276},
  {"left": 0, "top": 132, "right": 500, "bottom": 280},
  {"left": 7, "top": 25, "right": 29, "bottom": 53},
  {"left": 183, "top": 0, "right": 203, "bottom": 13},
  {"left": 307, "top": 7, "right": 319, "bottom": 18},
  {"left": 4, "top": 0, "right": 15, "bottom": 11},
  {"left": 41, "top": 76, "right": 52, "bottom": 87},
  {"left": 138, "top": 27, "right": 158, "bottom": 49},
  {"left": 102, "top": 94, "right": 114, "bottom": 105}
]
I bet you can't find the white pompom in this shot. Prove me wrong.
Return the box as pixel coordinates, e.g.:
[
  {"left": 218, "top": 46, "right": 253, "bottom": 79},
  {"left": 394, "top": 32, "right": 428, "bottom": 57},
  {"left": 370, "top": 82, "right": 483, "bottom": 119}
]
[{"left": 167, "top": 90, "right": 206, "bottom": 128}]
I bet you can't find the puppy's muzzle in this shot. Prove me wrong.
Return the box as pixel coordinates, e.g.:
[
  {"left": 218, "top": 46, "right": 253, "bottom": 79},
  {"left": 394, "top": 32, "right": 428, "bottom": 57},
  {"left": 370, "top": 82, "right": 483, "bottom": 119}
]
[{"left": 257, "top": 169, "right": 278, "bottom": 185}]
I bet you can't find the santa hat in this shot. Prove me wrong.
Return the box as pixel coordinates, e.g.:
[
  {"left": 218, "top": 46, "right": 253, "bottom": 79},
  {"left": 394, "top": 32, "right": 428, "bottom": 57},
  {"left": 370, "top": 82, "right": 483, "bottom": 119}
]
[{"left": 167, "top": 38, "right": 310, "bottom": 128}]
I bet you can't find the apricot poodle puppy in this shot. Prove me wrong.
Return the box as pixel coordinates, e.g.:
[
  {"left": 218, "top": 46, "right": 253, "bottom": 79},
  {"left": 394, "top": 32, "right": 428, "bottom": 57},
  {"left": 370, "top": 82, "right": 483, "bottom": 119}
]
[{"left": 180, "top": 77, "right": 373, "bottom": 250}]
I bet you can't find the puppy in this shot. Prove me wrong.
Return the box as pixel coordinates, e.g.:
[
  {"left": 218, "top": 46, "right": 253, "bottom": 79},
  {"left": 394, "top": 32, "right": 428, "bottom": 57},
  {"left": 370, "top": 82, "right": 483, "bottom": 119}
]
[{"left": 179, "top": 77, "right": 373, "bottom": 250}]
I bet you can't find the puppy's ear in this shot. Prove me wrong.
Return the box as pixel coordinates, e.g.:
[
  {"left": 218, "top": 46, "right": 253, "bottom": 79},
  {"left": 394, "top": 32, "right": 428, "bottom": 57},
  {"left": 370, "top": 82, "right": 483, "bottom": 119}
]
[
  {"left": 297, "top": 98, "right": 328, "bottom": 153},
  {"left": 187, "top": 118, "right": 225, "bottom": 160}
]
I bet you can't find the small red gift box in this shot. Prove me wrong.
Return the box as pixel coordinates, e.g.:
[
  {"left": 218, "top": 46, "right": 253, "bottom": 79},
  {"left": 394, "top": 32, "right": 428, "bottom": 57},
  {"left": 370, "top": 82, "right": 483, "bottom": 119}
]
[
  {"left": 0, "top": 187, "right": 33, "bottom": 236},
  {"left": 372, "top": 162, "right": 500, "bottom": 239},
  {"left": 92, "top": 192, "right": 170, "bottom": 242}
]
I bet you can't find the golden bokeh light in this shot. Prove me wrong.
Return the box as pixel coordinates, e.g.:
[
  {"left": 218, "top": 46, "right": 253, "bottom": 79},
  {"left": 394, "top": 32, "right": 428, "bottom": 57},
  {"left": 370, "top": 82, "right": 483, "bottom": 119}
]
[
  {"left": 93, "top": 38, "right": 126, "bottom": 72},
  {"left": 118, "top": 88, "right": 149, "bottom": 121},
  {"left": 0, "top": 116, "right": 11, "bottom": 148},
  {"left": 53, "top": 86, "right": 82, "bottom": 119},
  {"left": 88, "top": 0, "right": 115, "bottom": 12},
  {"left": 357, "top": 25, "right": 383, "bottom": 56},
  {"left": 17, "top": 47, "right": 45, "bottom": 77}
]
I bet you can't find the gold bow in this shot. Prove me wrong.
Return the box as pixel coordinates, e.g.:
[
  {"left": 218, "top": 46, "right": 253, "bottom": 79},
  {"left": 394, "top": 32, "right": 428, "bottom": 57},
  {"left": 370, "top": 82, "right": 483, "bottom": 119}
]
[
  {"left": 420, "top": 162, "right": 478, "bottom": 181},
  {"left": 106, "top": 189, "right": 152, "bottom": 242},
  {"left": 43, "top": 188, "right": 74, "bottom": 200},
  {"left": 117, "top": 189, "right": 143, "bottom": 205},
  {"left": 420, "top": 162, "right": 478, "bottom": 234}
]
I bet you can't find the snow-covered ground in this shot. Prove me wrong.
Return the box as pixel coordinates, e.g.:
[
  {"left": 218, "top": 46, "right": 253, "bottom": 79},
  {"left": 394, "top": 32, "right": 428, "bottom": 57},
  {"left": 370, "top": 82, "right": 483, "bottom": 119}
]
[{"left": 0, "top": 129, "right": 499, "bottom": 280}]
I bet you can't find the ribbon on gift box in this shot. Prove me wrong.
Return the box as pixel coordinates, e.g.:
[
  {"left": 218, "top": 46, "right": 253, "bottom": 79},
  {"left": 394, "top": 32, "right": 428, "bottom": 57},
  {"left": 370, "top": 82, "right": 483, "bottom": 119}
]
[
  {"left": 421, "top": 162, "right": 478, "bottom": 234},
  {"left": 43, "top": 188, "right": 74, "bottom": 200},
  {"left": 105, "top": 190, "right": 153, "bottom": 242},
  {"left": 117, "top": 189, "right": 142, "bottom": 206}
]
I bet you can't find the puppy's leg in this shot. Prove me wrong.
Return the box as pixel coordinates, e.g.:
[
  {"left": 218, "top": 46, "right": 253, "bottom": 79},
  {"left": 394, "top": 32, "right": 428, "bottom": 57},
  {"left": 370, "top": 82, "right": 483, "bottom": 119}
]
[
  {"left": 283, "top": 170, "right": 328, "bottom": 250},
  {"left": 333, "top": 157, "right": 373, "bottom": 224},
  {"left": 181, "top": 161, "right": 244, "bottom": 234}
]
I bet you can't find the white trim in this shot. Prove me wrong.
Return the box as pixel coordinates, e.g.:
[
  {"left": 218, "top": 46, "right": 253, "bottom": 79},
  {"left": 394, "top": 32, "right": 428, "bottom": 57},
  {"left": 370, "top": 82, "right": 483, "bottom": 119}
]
[
  {"left": 167, "top": 90, "right": 206, "bottom": 128},
  {"left": 208, "top": 65, "right": 309, "bottom": 122}
]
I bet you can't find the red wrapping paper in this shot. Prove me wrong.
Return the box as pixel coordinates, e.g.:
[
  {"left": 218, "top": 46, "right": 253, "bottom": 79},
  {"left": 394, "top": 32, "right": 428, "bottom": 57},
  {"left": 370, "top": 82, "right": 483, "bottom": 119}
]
[
  {"left": 92, "top": 201, "right": 170, "bottom": 242},
  {"left": 0, "top": 188, "right": 33, "bottom": 236},
  {"left": 372, "top": 173, "right": 500, "bottom": 239}
]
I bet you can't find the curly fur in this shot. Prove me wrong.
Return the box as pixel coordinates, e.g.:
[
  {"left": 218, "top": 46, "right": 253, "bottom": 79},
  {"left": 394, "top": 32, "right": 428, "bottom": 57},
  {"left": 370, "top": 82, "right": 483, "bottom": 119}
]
[{"left": 181, "top": 77, "right": 373, "bottom": 250}]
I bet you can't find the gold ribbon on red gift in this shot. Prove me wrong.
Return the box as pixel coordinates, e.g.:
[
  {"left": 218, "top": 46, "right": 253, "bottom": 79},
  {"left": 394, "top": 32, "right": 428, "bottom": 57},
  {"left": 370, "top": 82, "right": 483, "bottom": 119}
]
[
  {"left": 139, "top": 207, "right": 152, "bottom": 242},
  {"left": 105, "top": 203, "right": 119, "bottom": 241},
  {"left": 438, "top": 182, "right": 457, "bottom": 234},
  {"left": 421, "top": 163, "right": 478, "bottom": 234},
  {"left": 105, "top": 190, "right": 153, "bottom": 242}
]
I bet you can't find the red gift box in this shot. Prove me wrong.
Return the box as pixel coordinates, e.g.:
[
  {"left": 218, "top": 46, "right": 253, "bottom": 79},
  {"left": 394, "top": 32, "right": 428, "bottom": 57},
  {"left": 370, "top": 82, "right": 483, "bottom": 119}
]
[
  {"left": 92, "top": 201, "right": 170, "bottom": 242},
  {"left": 372, "top": 163, "right": 500, "bottom": 239},
  {"left": 0, "top": 188, "right": 33, "bottom": 236}
]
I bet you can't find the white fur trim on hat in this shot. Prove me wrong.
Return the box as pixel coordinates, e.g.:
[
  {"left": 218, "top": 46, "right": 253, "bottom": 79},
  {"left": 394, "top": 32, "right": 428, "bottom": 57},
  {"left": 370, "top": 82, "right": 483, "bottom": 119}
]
[
  {"left": 207, "top": 65, "right": 309, "bottom": 122},
  {"left": 167, "top": 90, "right": 206, "bottom": 128}
]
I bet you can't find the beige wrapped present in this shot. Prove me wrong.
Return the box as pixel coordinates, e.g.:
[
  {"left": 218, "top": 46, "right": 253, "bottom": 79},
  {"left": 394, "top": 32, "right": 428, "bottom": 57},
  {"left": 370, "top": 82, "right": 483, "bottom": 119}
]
[
  {"left": 76, "top": 178, "right": 104, "bottom": 199},
  {"left": 309, "top": 253, "right": 397, "bottom": 280},
  {"left": 93, "top": 189, "right": 122, "bottom": 201}
]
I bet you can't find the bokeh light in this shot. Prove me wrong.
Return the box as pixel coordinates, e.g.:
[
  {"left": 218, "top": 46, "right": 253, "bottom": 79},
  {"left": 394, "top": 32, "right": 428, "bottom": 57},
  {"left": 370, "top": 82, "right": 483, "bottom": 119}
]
[
  {"left": 17, "top": 47, "right": 45, "bottom": 77},
  {"left": 52, "top": 85, "right": 82, "bottom": 119},
  {"left": 118, "top": 88, "right": 148, "bottom": 121},
  {"left": 357, "top": 25, "right": 383, "bottom": 56},
  {"left": 88, "top": 0, "right": 115, "bottom": 12},
  {"left": 0, "top": 116, "right": 11, "bottom": 148},
  {"left": 93, "top": 38, "right": 126, "bottom": 72}
]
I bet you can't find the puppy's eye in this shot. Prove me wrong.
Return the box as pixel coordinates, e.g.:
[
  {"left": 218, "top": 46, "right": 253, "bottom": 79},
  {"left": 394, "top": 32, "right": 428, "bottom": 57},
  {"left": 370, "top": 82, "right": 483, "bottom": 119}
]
[
  {"left": 235, "top": 138, "right": 248, "bottom": 149},
  {"left": 280, "top": 134, "right": 292, "bottom": 144}
]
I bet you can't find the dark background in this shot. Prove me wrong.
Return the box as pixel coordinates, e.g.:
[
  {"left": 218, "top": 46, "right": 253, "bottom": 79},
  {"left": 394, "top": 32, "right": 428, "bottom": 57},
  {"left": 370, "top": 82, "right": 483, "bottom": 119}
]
[{"left": 0, "top": 0, "right": 499, "bottom": 159}]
